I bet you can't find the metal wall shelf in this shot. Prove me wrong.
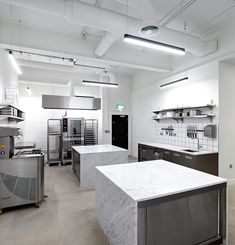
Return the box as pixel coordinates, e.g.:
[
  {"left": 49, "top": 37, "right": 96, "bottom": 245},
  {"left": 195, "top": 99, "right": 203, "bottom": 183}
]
[
  {"left": 153, "top": 114, "right": 215, "bottom": 122},
  {"left": 153, "top": 104, "right": 216, "bottom": 122},
  {"left": 153, "top": 104, "right": 215, "bottom": 114},
  {"left": 0, "top": 104, "right": 25, "bottom": 122}
]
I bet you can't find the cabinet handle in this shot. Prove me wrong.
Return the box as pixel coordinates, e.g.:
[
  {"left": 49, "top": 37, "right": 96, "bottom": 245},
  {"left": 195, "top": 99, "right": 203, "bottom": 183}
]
[
  {"left": 185, "top": 156, "right": 193, "bottom": 160},
  {"left": 173, "top": 153, "right": 180, "bottom": 157}
]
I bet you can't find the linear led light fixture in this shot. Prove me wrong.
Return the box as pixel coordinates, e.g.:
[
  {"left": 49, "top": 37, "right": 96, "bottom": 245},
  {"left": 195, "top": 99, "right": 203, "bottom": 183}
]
[
  {"left": 123, "top": 34, "right": 186, "bottom": 55},
  {"left": 8, "top": 50, "right": 22, "bottom": 75},
  {"left": 160, "top": 77, "right": 189, "bottom": 89},
  {"left": 83, "top": 80, "right": 119, "bottom": 88}
]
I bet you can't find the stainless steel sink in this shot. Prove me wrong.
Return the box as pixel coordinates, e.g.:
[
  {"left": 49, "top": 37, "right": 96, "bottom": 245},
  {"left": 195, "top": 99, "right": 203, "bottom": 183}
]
[{"left": 182, "top": 149, "right": 198, "bottom": 153}]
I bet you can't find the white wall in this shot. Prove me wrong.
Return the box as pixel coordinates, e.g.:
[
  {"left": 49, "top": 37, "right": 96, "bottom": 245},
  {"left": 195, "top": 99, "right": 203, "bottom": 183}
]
[
  {"left": 219, "top": 60, "right": 235, "bottom": 180},
  {"left": 131, "top": 61, "right": 219, "bottom": 157},
  {"left": 18, "top": 74, "right": 132, "bottom": 153},
  {"left": 0, "top": 49, "right": 19, "bottom": 104},
  {"left": 102, "top": 74, "right": 132, "bottom": 154}
]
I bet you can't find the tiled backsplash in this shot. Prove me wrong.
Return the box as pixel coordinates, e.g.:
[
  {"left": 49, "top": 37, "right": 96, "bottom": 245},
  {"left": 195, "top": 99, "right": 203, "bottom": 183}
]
[{"left": 155, "top": 119, "right": 218, "bottom": 151}]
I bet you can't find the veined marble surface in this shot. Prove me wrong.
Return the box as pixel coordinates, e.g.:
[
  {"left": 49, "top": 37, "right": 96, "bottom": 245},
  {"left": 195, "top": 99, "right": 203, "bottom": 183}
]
[
  {"left": 96, "top": 160, "right": 226, "bottom": 202},
  {"left": 96, "top": 170, "right": 137, "bottom": 245},
  {"left": 139, "top": 142, "right": 218, "bottom": 155},
  {"left": 72, "top": 144, "right": 128, "bottom": 188},
  {"left": 73, "top": 144, "right": 127, "bottom": 154}
]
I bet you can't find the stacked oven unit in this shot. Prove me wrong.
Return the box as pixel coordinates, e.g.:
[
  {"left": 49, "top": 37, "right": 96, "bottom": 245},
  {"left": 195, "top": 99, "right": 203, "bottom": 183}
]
[{"left": 62, "top": 117, "right": 85, "bottom": 164}]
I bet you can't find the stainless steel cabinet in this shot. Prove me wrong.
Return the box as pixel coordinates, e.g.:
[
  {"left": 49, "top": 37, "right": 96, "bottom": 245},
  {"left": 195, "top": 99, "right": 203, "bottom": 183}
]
[
  {"left": 138, "top": 145, "right": 163, "bottom": 161},
  {"left": 138, "top": 144, "right": 218, "bottom": 175},
  {"left": 162, "top": 150, "right": 171, "bottom": 161},
  {"left": 171, "top": 151, "right": 184, "bottom": 165},
  {"left": 139, "top": 189, "right": 221, "bottom": 245}
]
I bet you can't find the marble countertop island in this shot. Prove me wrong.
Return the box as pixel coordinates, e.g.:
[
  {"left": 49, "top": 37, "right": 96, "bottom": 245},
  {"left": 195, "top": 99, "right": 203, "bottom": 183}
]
[
  {"left": 72, "top": 144, "right": 128, "bottom": 188},
  {"left": 96, "top": 160, "right": 227, "bottom": 245}
]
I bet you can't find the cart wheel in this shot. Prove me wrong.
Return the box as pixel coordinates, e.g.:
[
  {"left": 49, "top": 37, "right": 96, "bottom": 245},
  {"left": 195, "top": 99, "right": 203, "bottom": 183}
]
[
  {"left": 0, "top": 209, "right": 3, "bottom": 215},
  {"left": 35, "top": 203, "right": 41, "bottom": 208}
]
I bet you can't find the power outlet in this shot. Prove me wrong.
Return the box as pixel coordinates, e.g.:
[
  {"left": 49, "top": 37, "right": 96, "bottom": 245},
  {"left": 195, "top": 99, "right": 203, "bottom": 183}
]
[{"left": 229, "top": 164, "right": 233, "bottom": 169}]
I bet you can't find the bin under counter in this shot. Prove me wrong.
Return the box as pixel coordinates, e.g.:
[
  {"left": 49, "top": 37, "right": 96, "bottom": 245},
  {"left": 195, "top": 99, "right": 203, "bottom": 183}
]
[
  {"left": 95, "top": 160, "right": 227, "bottom": 245},
  {"left": 72, "top": 144, "right": 128, "bottom": 188}
]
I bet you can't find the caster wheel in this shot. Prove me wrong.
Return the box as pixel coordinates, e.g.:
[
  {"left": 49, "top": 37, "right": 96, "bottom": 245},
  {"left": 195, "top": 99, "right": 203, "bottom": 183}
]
[
  {"left": 35, "top": 203, "right": 41, "bottom": 208},
  {"left": 0, "top": 209, "right": 3, "bottom": 215}
]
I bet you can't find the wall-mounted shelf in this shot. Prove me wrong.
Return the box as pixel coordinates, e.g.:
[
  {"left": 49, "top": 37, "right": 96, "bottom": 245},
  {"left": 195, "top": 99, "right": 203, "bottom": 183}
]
[
  {"left": 153, "top": 104, "right": 215, "bottom": 122},
  {"left": 0, "top": 104, "right": 25, "bottom": 122}
]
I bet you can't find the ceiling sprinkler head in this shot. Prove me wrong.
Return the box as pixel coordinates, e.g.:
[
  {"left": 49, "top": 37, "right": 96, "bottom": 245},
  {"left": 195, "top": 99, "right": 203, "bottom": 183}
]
[
  {"left": 82, "top": 31, "right": 88, "bottom": 40},
  {"left": 140, "top": 25, "right": 159, "bottom": 37}
]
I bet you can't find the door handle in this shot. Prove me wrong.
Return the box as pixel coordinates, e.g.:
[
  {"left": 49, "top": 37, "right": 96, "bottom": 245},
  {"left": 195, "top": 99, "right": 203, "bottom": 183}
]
[{"left": 185, "top": 156, "right": 193, "bottom": 160}]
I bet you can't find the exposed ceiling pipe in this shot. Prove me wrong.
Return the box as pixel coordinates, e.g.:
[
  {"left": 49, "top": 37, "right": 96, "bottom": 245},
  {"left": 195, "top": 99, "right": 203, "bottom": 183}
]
[
  {"left": 0, "top": 0, "right": 218, "bottom": 57},
  {"left": 63, "top": 0, "right": 218, "bottom": 57}
]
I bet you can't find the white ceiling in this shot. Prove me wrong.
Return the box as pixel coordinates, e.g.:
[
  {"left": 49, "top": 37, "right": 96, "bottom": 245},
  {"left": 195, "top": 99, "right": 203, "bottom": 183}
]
[{"left": 0, "top": 0, "right": 235, "bottom": 82}]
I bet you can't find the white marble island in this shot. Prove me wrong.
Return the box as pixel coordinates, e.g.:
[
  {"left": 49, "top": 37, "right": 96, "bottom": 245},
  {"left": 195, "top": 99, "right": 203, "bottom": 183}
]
[
  {"left": 96, "top": 160, "right": 227, "bottom": 245},
  {"left": 72, "top": 144, "right": 128, "bottom": 188}
]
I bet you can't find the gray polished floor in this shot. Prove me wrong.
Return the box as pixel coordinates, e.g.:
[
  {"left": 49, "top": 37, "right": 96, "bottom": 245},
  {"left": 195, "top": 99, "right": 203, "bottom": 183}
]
[
  {"left": 0, "top": 160, "right": 235, "bottom": 245},
  {"left": 0, "top": 165, "right": 110, "bottom": 245}
]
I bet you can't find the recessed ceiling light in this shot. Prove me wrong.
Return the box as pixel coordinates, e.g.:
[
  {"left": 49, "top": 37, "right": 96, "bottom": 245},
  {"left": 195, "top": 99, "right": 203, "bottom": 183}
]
[{"left": 140, "top": 25, "right": 159, "bottom": 37}]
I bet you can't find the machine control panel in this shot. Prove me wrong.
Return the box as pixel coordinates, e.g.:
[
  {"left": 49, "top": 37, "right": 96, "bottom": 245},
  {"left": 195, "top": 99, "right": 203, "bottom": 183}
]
[
  {"left": 0, "top": 144, "right": 6, "bottom": 150},
  {"left": 63, "top": 118, "right": 68, "bottom": 132},
  {"left": 0, "top": 145, "right": 6, "bottom": 156}
]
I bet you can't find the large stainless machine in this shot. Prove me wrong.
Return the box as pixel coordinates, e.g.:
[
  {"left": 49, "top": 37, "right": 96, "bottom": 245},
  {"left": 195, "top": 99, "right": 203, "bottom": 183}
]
[
  {"left": 0, "top": 127, "right": 44, "bottom": 213},
  {"left": 62, "top": 117, "right": 85, "bottom": 164},
  {"left": 47, "top": 117, "right": 99, "bottom": 165}
]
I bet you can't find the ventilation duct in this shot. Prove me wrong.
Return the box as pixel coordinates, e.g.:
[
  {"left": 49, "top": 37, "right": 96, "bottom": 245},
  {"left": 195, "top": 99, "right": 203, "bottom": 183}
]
[
  {"left": 0, "top": 0, "right": 218, "bottom": 57},
  {"left": 42, "top": 95, "right": 101, "bottom": 110}
]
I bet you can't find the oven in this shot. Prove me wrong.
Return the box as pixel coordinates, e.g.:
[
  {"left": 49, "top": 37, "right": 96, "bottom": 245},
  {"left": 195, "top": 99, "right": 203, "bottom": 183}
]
[{"left": 62, "top": 117, "right": 84, "bottom": 163}]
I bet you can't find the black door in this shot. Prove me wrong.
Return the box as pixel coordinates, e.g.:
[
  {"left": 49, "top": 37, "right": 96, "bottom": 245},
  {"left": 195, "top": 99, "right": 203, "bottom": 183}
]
[{"left": 112, "top": 115, "right": 128, "bottom": 149}]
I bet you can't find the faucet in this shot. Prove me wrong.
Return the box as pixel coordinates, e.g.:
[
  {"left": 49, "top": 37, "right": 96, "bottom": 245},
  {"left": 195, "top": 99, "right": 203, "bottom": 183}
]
[{"left": 197, "top": 138, "right": 202, "bottom": 151}]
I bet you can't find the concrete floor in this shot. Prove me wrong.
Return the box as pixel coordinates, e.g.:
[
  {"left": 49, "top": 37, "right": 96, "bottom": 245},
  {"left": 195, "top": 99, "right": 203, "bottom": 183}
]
[
  {"left": 0, "top": 165, "right": 110, "bottom": 245},
  {"left": 0, "top": 161, "right": 235, "bottom": 245}
]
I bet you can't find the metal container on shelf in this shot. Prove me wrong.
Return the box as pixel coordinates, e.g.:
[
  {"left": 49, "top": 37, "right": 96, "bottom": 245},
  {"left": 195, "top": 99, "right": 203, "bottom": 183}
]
[
  {"left": 189, "top": 109, "right": 201, "bottom": 116},
  {"left": 166, "top": 111, "right": 175, "bottom": 118}
]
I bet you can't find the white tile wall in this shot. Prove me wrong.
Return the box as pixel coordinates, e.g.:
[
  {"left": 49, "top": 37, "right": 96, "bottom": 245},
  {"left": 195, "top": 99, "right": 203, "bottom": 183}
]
[{"left": 155, "top": 118, "right": 218, "bottom": 152}]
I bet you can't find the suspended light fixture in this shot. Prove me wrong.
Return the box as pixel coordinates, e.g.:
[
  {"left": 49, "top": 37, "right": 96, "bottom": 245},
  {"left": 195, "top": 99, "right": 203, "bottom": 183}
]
[
  {"left": 26, "top": 86, "right": 32, "bottom": 96},
  {"left": 123, "top": 34, "right": 186, "bottom": 55},
  {"left": 160, "top": 77, "right": 189, "bottom": 89},
  {"left": 82, "top": 80, "right": 119, "bottom": 88},
  {"left": 9, "top": 50, "right": 22, "bottom": 75}
]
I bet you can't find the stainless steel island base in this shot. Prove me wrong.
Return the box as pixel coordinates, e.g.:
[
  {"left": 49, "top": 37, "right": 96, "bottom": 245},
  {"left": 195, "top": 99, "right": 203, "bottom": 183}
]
[
  {"left": 0, "top": 154, "right": 45, "bottom": 211},
  {"left": 95, "top": 160, "right": 227, "bottom": 245},
  {"left": 137, "top": 183, "right": 226, "bottom": 245}
]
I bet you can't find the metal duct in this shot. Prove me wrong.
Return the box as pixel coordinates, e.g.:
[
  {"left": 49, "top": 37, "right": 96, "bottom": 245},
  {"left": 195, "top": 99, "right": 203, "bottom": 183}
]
[
  {"left": 42, "top": 95, "right": 101, "bottom": 110},
  {"left": 0, "top": 0, "right": 218, "bottom": 57}
]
